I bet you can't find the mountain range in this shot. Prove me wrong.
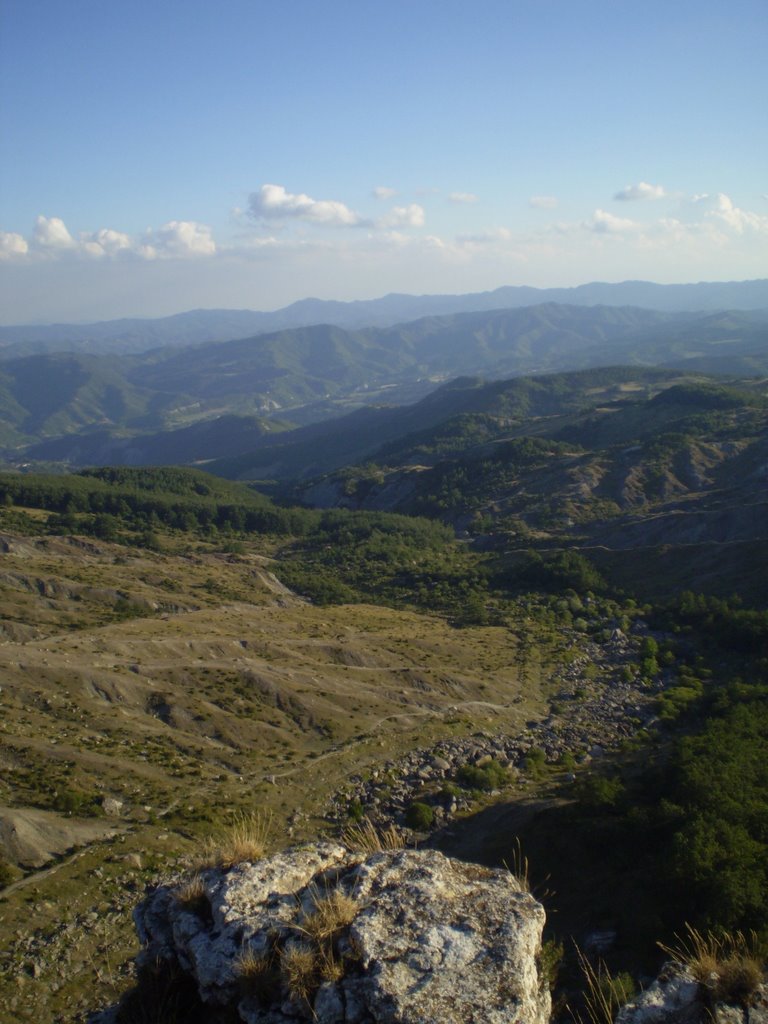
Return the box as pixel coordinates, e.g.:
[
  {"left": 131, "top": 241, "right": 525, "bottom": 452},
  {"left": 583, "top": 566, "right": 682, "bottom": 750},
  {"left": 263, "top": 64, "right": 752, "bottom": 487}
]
[
  {"left": 2, "top": 302, "right": 767, "bottom": 463},
  {"left": 2, "top": 278, "right": 767, "bottom": 358}
]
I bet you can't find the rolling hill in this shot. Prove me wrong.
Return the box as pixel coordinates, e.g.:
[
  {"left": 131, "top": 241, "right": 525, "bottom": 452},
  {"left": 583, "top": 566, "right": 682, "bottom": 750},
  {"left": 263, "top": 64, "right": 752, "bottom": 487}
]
[
  {"left": 2, "top": 277, "right": 767, "bottom": 357},
  {"left": 4, "top": 303, "right": 767, "bottom": 466}
]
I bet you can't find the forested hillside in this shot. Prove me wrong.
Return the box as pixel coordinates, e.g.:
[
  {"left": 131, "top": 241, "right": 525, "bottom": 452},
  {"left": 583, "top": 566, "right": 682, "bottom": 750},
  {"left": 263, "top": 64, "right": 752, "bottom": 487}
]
[{"left": 2, "top": 304, "right": 766, "bottom": 464}]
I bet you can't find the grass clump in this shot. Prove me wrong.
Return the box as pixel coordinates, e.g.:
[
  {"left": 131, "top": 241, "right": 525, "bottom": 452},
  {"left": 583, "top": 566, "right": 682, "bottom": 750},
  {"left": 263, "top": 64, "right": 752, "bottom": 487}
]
[
  {"left": 301, "top": 888, "right": 359, "bottom": 943},
  {"left": 506, "top": 836, "right": 531, "bottom": 893},
  {"left": 569, "top": 946, "right": 636, "bottom": 1024},
  {"left": 341, "top": 817, "right": 405, "bottom": 854},
  {"left": 659, "top": 924, "right": 766, "bottom": 1006},
  {"left": 290, "top": 886, "right": 360, "bottom": 1000},
  {"left": 194, "top": 810, "right": 272, "bottom": 871},
  {"left": 173, "top": 874, "right": 212, "bottom": 923},
  {"left": 280, "top": 942, "right": 320, "bottom": 1005},
  {"left": 234, "top": 946, "right": 281, "bottom": 1001}
]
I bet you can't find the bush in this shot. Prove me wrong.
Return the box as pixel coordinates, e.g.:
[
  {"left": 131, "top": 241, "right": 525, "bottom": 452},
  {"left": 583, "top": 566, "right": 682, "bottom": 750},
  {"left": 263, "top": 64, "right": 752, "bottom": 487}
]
[
  {"left": 456, "top": 759, "right": 508, "bottom": 791},
  {"left": 405, "top": 801, "right": 435, "bottom": 830},
  {"left": 524, "top": 748, "right": 547, "bottom": 777}
]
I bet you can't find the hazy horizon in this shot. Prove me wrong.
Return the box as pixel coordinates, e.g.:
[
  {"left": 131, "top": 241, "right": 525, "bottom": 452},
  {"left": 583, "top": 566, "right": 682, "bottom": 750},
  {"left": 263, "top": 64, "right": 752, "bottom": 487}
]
[{"left": 3, "top": 275, "right": 768, "bottom": 329}]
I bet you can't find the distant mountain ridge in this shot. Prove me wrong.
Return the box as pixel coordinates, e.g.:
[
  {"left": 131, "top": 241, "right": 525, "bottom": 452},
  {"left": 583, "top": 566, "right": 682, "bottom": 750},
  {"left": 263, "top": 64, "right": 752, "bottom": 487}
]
[
  {"left": 4, "top": 302, "right": 767, "bottom": 463},
  {"left": 2, "top": 278, "right": 767, "bottom": 357}
]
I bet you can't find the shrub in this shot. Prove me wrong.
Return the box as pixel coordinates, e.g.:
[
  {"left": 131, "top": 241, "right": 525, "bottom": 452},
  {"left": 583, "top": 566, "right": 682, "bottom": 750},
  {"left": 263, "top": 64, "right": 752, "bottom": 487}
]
[
  {"left": 347, "top": 798, "right": 364, "bottom": 822},
  {"left": 577, "top": 774, "right": 624, "bottom": 809},
  {"left": 524, "top": 748, "right": 547, "bottom": 778},
  {"left": 538, "top": 938, "right": 564, "bottom": 993},
  {"left": 405, "top": 801, "right": 434, "bottom": 830},
  {"left": 456, "top": 759, "right": 508, "bottom": 791}
]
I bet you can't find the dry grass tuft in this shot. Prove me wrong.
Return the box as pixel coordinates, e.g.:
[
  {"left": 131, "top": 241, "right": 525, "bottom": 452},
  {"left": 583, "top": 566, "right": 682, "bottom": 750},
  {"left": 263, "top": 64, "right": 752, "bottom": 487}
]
[
  {"left": 280, "top": 943, "right": 319, "bottom": 1004},
  {"left": 342, "top": 817, "right": 405, "bottom": 854},
  {"left": 659, "top": 924, "right": 766, "bottom": 1006},
  {"left": 234, "top": 946, "right": 280, "bottom": 1000},
  {"left": 301, "top": 888, "right": 359, "bottom": 943},
  {"left": 193, "top": 810, "right": 272, "bottom": 871},
  {"left": 506, "top": 836, "right": 530, "bottom": 892},
  {"left": 173, "top": 874, "right": 212, "bottom": 922}
]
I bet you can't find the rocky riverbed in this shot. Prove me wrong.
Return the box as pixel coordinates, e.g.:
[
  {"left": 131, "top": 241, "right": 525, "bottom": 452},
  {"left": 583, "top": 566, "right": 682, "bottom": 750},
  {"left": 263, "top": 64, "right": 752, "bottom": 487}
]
[{"left": 323, "top": 624, "right": 663, "bottom": 834}]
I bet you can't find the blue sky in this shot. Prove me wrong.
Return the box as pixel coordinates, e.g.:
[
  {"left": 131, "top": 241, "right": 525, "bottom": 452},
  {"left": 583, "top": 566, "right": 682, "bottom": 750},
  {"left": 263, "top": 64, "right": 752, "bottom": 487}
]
[{"left": 1, "top": 0, "right": 766, "bottom": 323}]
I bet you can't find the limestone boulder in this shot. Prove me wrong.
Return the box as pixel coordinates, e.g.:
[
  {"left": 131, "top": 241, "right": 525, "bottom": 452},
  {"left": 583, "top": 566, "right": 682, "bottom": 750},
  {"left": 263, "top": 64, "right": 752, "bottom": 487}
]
[{"left": 133, "top": 843, "right": 550, "bottom": 1024}]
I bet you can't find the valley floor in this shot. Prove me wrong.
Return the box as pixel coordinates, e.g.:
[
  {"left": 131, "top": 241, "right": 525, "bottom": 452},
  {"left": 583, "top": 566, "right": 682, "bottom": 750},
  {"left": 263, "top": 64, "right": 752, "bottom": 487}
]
[{"left": 0, "top": 527, "right": 663, "bottom": 1022}]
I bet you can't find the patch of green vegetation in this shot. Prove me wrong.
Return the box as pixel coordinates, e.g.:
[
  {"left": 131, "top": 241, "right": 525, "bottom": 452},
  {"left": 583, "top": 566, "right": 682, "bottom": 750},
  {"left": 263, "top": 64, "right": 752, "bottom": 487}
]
[
  {"left": 275, "top": 508, "right": 490, "bottom": 615},
  {"left": 456, "top": 759, "right": 508, "bottom": 791},
  {"left": 405, "top": 801, "right": 435, "bottom": 829},
  {"left": 0, "top": 466, "right": 314, "bottom": 543}
]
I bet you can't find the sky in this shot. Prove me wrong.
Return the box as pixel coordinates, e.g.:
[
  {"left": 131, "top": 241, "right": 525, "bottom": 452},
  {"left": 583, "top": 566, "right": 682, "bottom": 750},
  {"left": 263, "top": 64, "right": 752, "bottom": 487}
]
[{"left": 0, "top": 0, "right": 766, "bottom": 324}]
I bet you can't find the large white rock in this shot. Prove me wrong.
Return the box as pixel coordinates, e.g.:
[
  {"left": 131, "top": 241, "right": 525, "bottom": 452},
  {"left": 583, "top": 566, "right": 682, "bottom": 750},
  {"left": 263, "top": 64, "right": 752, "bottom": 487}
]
[{"left": 134, "top": 843, "right": 550, "bottom": 1024}]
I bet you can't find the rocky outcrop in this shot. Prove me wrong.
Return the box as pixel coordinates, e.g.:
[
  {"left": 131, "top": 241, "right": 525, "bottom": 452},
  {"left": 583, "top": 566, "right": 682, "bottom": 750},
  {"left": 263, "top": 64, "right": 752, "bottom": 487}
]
[
  {"left": 134, "top": 842, "right": 550, "bottom": 1024},
  {"left": 617, "top": 963, "right": 768, "bottom": 1024}
]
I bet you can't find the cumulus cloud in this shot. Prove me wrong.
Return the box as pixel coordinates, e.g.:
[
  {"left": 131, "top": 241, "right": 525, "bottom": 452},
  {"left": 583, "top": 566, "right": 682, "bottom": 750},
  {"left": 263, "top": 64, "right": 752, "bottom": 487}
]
[
  {"left": 0, "top": 215, "right": 220, "bottom": 263},
  {"left": 378, "top": 203, "right": 426, "bottom": 229},
  {"left": 687, "top": 192, "right": 768, "bottom": 234},
  {"left": 614, "top": 182, "right": 667, "bottom": 201},
  {"left": 34, "top": 215, "right": 76, "bottom": 249},
  {"left": 588, "top": 209, "right": 638, "bottom": 233},
  {"left": 528, "top": 195, "right": 558, "bottom": 209},
  {"left": 79, "top": 227, "right": 134, "bottom": 259},
  {"left": 147, "top": 220, "right": 217, "bottom": 257},
  {"left": 448, "top": 191, "right": 478, "bottom": 204},
  {"left": 0, "top": 232, "right": 29, "bottom": 260},
  {"left": 372, "top": 186, "right": 396, "bottom": 200},
  {"left": 248, "top": 183, "right": 362, "bottom": 226}
]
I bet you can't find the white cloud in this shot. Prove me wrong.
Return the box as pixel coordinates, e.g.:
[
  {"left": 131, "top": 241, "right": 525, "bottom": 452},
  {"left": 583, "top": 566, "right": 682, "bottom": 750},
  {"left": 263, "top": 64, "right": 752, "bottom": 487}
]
[
  {"left": 378, "top": 203, "right": 426, "bottom": 229},
  {"left": 79, "top": 227, "right": 134, "bottom": 259},
  {"left": 2, "top": 216, "right": 219, "bottom": 263},
  {"left": 448, "top": 191, "right": 478, "bottom": 204},
  {"left": 687, "top": 192, "right": 768, "bottom": 235},
  {"left": 372, "top": 186, "right": 396, "bottom": 200},
  {"left": 148, "top": 220, "right": 217, "bottom": 257},
  {"left": 614, "top": 181, "right": 667, "bottom": 201},
  {"left": 528, "top": 195, "right": 558, "bottom": 209},
  {"left": 588, "top": 209, "right": 638, "bottom": 234},
  {"left": 34, "top": 215, "right": 76, "bottom": 249},
  {"left": 0, "top": 232, "right": 29, "bottom": 260},
  {"left": 248, "top": 183, "right": 362, "bottom": 226},
  {"left": 93, "top": 227, "right": 133, "bottom": 253}
]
